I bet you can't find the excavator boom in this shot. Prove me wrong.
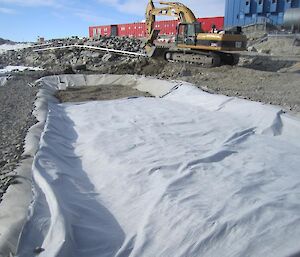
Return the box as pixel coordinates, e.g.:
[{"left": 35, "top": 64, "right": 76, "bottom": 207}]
[{"left": 145, "top": 0, "right": 197, "bottom": 41}]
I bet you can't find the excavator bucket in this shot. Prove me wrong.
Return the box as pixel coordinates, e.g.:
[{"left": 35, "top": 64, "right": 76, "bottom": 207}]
[
  {"left": 145, "top": 45, "right": 158, "bottom": 57},
  {"left": 144, "top": 29, "right": 168, "bottom": 58},
  {"left": 145, "top": 45, "right": 169, "bottom": 58}
]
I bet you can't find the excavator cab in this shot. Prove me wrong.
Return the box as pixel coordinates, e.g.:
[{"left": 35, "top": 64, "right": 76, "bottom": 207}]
[{"left": 176, "top": 22, "right": 201, "bottom": 46}]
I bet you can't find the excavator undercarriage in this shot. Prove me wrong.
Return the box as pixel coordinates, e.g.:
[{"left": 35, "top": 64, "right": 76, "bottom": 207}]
[
  {"left": 164, "top": 50, "right": 240, "bottom": 67},
  {"left": 145, "top": 46, "right": 240, "bottom": 67}
]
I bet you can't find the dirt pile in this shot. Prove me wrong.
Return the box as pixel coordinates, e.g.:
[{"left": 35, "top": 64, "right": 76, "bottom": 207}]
[
  {"left": 250, "top": 35, "right": 300, "bottom": 56},
  {"left": 0, "top": 37, "right": 145, "bottom": 73}
]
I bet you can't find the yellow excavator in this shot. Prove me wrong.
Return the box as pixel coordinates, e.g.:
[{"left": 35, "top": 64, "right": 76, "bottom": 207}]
[{"left": 144, "top": 0, "right": 247, "bottom": 67}]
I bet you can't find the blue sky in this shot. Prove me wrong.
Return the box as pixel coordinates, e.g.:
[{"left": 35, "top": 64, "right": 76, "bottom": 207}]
[{"left": 0, "top": 0, "right": 225, "bottom": 42}]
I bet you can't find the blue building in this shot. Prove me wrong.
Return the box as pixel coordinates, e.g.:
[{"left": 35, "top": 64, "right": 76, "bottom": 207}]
[{"left": 225, "top": 0, "right": 300, "bottom": 27}]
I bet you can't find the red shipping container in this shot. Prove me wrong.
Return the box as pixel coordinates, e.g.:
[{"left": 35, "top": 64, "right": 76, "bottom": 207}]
[
  {"left": 89, "top": 25, "right": 111, "bottom": 37},
  {"left": 89, "top": 16, "right": 224, "bottom": 38}
]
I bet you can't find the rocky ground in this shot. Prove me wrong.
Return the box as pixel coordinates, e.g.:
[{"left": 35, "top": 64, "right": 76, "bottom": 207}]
[
  {"left": 0, "top": 34, "right": 300, "bottom": 200},
  {"left": 0, "top": 36, "right": 144, "bottom": 72},
  {"left": 0, "top": 71, "right": 57, "bottom": 200},
  {"left": 156, "top": 57, "right": 300, "bottom": 113}
]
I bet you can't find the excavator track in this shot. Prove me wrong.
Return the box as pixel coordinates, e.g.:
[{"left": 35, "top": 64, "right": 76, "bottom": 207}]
[{"left": 164, "top": 50, "right": 240, "bottom": 67}]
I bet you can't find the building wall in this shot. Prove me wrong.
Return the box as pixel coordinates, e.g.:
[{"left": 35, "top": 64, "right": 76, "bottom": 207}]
[
  {"left": 224, "top": 0, "right": 300, "bottom": 27},
  {"left": 199, "top": 17, "right": 224, "bottom": 31},
  {"left": 89, "top": 17, "right": 224, "bottom": 38}
]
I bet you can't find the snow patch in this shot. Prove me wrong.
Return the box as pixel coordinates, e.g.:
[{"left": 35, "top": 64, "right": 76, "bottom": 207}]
[
  {"left": 0, "top": 65, "right": 44, "bottom": 74},
  {"left": 0, "top": 43, "right": 32, "bottom": 54}
]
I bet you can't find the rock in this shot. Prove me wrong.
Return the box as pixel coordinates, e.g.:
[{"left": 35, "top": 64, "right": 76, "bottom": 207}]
[
  {"left": 81, "top": 51, "right": 101, "bottom": 58},
  {"left": 25, "top": 53, "right": 39, "bottom": 65},
  {"left": 63, "top": 65, "right": 75, "bottom": 74},
  {"left": 247, "top": 46, "right": 257, "bottom": 52},
  {"left": 34, "top": 247, "right": 45, "bottom": 254},
  {"left": 72, "top": 64, "right": 87, "bottom": 71},
  {"left": 258, "top": 49, "right": 271, "bottom": 54},
  {"left": 180, "top": 69, "right": 192, "bottom": 76},
  {"left": 294, "top": 38, "right": 300, "bottom": 47},
  {"left": 102, "top": 53, "right": 114, "bottom": 62}
]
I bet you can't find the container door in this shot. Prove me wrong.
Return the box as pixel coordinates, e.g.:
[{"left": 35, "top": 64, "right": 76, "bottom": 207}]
[{"left": 111, "top": 25, "right": 118, "bottom": 37}]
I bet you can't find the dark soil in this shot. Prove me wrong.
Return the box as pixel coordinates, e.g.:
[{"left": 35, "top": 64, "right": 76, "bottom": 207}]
[{"left": 55, "top": 85, "right": 152, "bottom": 103}]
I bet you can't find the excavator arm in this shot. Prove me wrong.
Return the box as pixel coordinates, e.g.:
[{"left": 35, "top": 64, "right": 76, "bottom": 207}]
[
  {"left": 146, "top": 1, "right": 198, "bottom": 35},
  {"left": 145, "top": 0, "right": 200, "bottom": 55}
]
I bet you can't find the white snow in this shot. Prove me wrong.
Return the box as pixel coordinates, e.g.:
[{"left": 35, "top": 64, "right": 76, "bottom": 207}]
[
  {"left": 2, "top": 75, "right": 300, "bottom": 257},
  {"left": 0, "top": 43, "right": 32, "bottom": 54},
  {"left": 0, "top": 65, "right": 43, "bottom": 74}
]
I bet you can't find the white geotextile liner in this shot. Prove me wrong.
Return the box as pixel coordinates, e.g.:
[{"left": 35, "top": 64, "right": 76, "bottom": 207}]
[
  {"left": 9, "top": 75, "right": 300, "bottom": 257},
  {"left": 0, "top": 74, "right": 176, "bottom": 257},
  {"left": 0, "top": 159, "right": 33, "bottom": 256}
]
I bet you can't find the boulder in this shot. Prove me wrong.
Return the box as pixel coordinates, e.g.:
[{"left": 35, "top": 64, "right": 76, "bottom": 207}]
[{"left": 247, "top": 46, "right": 257, "bottom": 52}]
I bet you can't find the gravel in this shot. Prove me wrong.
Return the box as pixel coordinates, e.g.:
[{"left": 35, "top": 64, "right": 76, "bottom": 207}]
[{"left": 0, "top": 72, "right": 48, "bottom": 200}]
